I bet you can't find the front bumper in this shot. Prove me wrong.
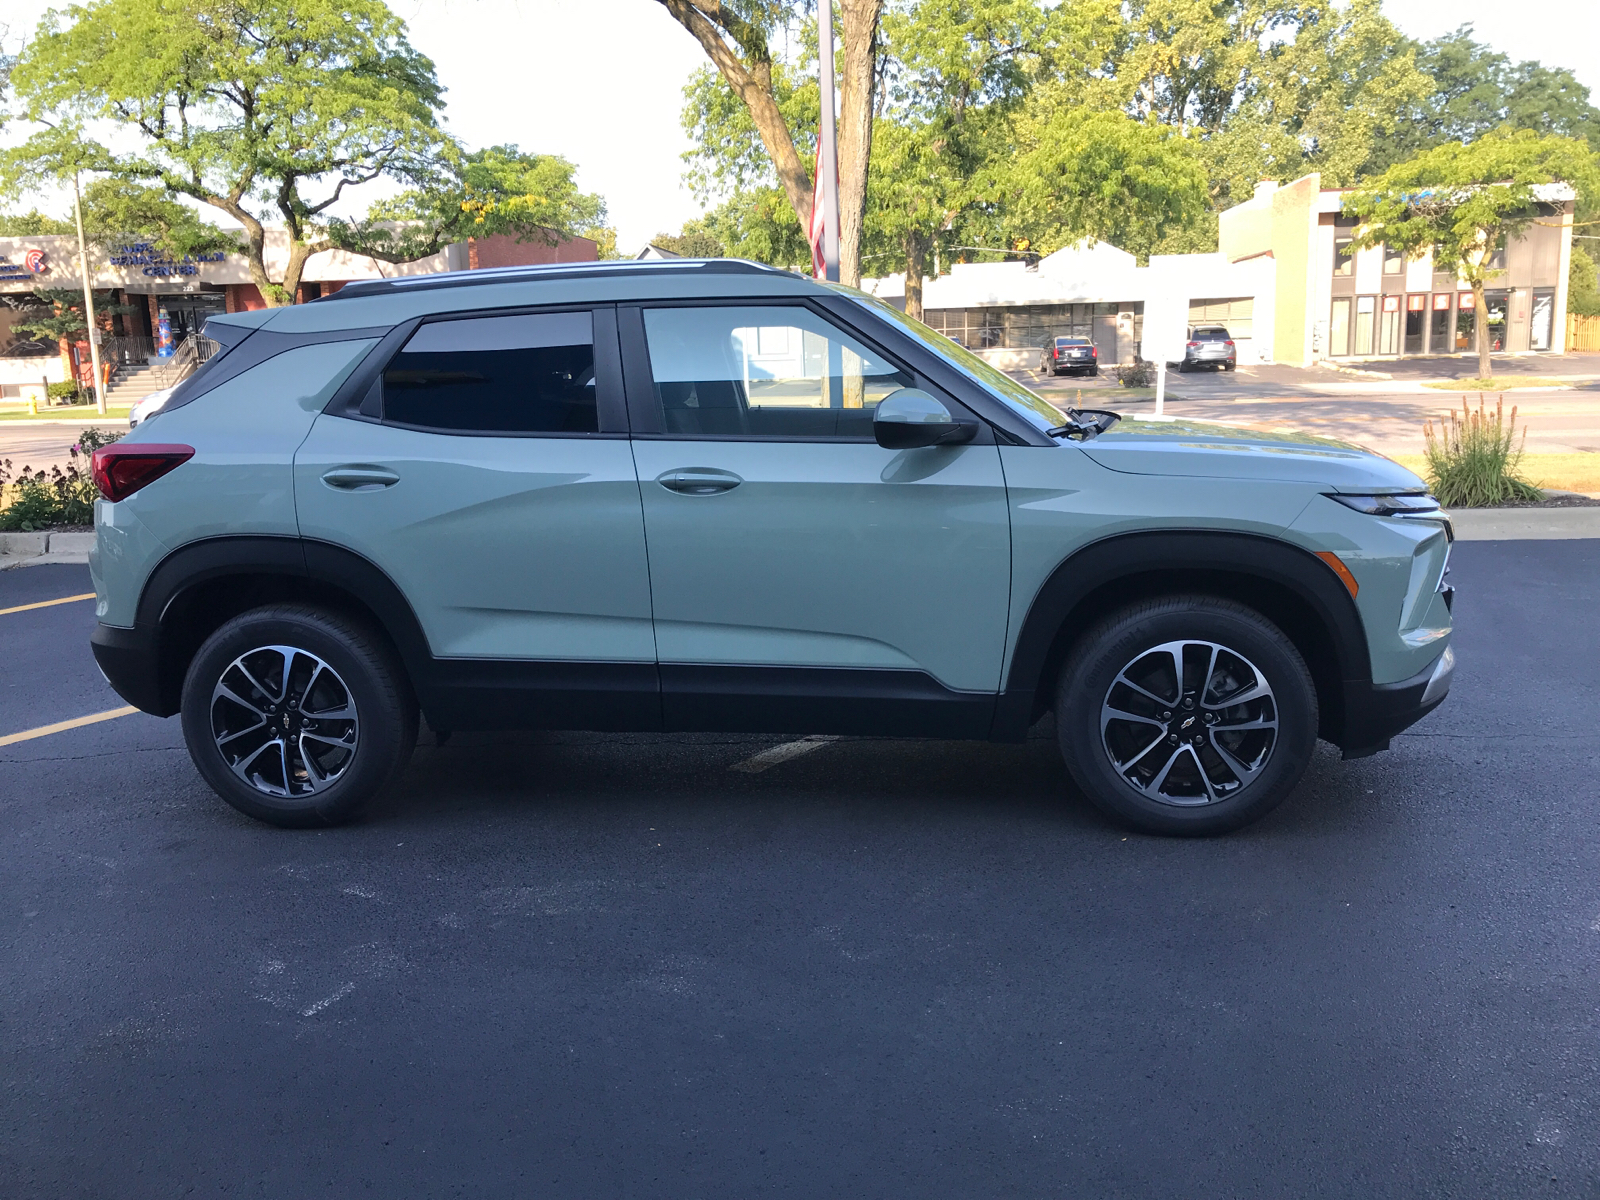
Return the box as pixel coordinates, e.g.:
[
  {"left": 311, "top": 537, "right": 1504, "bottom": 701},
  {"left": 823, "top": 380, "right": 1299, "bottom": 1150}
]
[{"left": 1339, "top": 646, "right": 1454, "bottom": 758}]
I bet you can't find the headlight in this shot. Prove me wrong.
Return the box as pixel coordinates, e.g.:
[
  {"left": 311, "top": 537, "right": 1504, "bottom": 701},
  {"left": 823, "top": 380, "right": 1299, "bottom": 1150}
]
[{"left": 1327, "top": 492, "right": 1441, "bottom": 517}]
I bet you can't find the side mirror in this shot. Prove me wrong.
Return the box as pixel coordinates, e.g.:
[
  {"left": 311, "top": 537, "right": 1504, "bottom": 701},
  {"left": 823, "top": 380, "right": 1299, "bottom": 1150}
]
[{"left": 873, "top": 388, "right": 978, "bottom": 449}]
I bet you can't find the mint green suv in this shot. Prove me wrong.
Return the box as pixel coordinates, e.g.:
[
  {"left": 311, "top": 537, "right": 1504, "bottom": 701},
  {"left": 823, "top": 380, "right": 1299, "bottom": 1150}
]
[{"left": 88, "top": 260, "right": 1454, "bottom": 835}]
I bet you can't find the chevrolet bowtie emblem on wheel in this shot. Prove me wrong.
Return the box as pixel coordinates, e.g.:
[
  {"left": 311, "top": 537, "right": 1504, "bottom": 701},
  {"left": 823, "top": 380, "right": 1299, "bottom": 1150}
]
[{"left": 1180, "top": 717, "right": 1195, "bottom": 730}]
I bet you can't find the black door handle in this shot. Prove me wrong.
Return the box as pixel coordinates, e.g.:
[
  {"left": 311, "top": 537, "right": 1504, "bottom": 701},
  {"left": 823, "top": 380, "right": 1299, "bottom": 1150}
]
[{"left": 658, "top": 468, "right": 742, "bottom": 496}]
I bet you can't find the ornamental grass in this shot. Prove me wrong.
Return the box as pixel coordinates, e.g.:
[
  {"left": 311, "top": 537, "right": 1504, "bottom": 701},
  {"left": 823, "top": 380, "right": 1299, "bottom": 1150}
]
[{"left": 1423, "top": 395, "right": 1543, "bottom": 507}]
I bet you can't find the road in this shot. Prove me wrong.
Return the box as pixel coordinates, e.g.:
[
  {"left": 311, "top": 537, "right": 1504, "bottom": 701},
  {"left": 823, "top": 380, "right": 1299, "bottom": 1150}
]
[
  {"left": 1019, "top": 355, "right": 1600, "bottom": 457},
  {"left": 4, "top": 546, "right": 1599, "bottom": 1196}
]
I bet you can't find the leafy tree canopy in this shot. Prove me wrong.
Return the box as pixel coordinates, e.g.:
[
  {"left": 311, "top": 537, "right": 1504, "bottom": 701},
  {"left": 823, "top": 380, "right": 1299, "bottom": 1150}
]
[
  {"left": 329, "top": 145, "right": 612, "bottom": 263},
  {"left": 1367, "top": 24, "right": 1600, "bottom": 173},
  {"left": 2, "top": 0, "right": 613, "bottom": 303}
]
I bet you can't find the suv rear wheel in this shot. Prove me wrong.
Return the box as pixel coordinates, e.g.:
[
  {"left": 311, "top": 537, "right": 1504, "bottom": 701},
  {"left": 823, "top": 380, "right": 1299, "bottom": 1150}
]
[
  {"left": 1055, "top": 596, "right": 1317, "bottom": 835},
  {"left": 180, "top": 604, "right": 418, "bottom": 828}
]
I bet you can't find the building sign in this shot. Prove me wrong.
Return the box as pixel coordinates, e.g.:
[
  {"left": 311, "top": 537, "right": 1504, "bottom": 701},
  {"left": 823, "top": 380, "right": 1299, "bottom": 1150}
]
[
  {"left": 109, "top": 241, "right": 229, "bottom": 277},
  {"left": 0, "top": 249, "right": 49, "bottom": 281}
]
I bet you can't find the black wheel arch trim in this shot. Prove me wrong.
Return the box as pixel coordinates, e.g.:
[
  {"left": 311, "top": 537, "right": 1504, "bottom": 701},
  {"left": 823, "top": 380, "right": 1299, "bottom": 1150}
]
[
  {"left": 993, "top": 529, "right": 1373, "bottom": 747},
  {"left": 100, "top": 535, "right": 435, "bottom": 719}
]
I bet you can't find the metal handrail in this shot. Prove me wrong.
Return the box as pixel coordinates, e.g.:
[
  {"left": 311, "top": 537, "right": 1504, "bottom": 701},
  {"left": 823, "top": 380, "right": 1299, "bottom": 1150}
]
[{"left": 152, "top": 334, "right": 222, "bottom": 387}]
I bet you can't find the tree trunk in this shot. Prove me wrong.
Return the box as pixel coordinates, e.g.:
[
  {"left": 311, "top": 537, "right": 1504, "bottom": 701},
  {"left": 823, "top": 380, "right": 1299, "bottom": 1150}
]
[
  {"left": 835, "top": 0, "right": 884, "bottom": 288},
  {"left": 903, "top": 230, "right": 928, "bottom": 322},
  {"left": 1473, "top": 279, "right": 1491, "bottom": 381},
  {"left": 657, "top": 0, "right": 814, "bottom": 232}
]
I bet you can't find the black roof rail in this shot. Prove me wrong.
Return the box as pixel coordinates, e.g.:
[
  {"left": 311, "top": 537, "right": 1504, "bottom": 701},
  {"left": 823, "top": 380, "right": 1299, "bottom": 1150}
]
[{"left": 313, "top": 258, "right": 802, "bottom": 302}]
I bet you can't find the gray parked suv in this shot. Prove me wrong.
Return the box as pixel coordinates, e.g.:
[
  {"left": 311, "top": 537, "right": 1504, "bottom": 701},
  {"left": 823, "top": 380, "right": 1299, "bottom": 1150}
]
[{"left": 88, "top": 260, "right": 1454, "bottom": 835}]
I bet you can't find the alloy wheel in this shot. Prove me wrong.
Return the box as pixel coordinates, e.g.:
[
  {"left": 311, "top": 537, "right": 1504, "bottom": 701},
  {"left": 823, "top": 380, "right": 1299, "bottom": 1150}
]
[
  {"left": 1099, "top": 639, "right": 1278, "bottom": 806},
  {"left": 210, "top": 645, "right": 360, "bottom": 797}
]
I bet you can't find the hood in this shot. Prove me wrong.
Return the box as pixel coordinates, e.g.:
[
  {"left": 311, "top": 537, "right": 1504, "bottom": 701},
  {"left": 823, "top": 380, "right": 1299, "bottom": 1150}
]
[{"left": 1080, "top": 418, "right": 1427, "bottom": 493}]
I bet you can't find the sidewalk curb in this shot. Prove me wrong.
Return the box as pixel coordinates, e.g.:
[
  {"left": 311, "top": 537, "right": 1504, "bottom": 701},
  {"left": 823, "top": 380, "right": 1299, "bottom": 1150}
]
[
  {"left": 0, "top": 530, "right": 93, "bottom": 569},
  {"left": 1448, "top": 507, "right": 1600, "bottom": 541}
]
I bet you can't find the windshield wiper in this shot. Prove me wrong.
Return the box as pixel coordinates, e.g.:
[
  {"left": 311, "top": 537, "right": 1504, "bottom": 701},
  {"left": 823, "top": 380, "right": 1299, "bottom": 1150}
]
[{"left": 1047, "top": 408, "right": 1121, "bottom": 441}]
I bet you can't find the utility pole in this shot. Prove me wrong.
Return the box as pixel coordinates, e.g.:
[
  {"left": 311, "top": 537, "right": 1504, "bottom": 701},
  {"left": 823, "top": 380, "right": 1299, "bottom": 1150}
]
[
  {"left": 72, "top": 172, "right": 106, "bottom": 416},
  {"left": 816, "top": 0, "right": 841, "bottom": 283}
]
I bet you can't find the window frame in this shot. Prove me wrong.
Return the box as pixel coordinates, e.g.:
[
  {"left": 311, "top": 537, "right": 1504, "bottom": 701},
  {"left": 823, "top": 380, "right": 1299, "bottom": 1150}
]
[
  {"left": 328, "top": 302, "right": 630, "bottom": 438},
  {"left": 618, "top": 297, "right": 989, "bottom": 444}
]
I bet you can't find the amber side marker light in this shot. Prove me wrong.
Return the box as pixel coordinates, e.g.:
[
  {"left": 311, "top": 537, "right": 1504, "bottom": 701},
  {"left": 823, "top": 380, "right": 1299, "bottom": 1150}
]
[
  {"left": 91, "top": 443, "right": 195, "bottom": 503},
  {"left": 1314, "top": 551, "right": 1360, "bottom": 598}
]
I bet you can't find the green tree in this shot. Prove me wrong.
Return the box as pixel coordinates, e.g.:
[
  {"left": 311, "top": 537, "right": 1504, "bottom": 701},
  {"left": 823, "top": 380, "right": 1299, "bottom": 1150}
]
[
  {"left": 648, "top": 218, "right": 727, "bottom": 258},
  {"left": 994, "top": 105, "right": 1207, "bottom": 263},
  {"left": 1570, "top": 245, "right": 1600, "bottom": 318},
  {"left": 5, "top": 0, "right": 455, "bottom": 305},
  {"left": 1367, "top": 25, "right": 1600, "bottom": 174},
  {"left": 329, "top": 145, "right": 614, "bottom": 264},
  {"left": 1344, "top": 130, "right": 1600, "bottom": 379},
  {"left": 655, "top": 0, "right": 885, "bottom": 285}
]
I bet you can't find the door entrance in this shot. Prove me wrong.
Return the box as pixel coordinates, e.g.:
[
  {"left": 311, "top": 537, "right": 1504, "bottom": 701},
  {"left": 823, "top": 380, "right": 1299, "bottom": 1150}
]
[{"left": 1404, "top": 295, "right": 1426, "bottom": 355}]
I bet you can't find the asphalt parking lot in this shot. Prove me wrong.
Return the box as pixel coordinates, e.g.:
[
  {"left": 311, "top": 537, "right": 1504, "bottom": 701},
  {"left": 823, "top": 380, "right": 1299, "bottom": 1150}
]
[{"left": 4, "top": 544, "right": 1600, "bottom": 1197}]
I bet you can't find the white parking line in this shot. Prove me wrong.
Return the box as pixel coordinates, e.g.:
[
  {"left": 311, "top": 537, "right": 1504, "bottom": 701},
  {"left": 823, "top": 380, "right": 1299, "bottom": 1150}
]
[{"left": 729, "top": 735, "right": 840, "bottom": 774}]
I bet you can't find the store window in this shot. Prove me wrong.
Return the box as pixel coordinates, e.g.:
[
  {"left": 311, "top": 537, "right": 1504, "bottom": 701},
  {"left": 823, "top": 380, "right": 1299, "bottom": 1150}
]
[
  {"left": 1456, "top": 292, "right": 1475, "bottom": 351},
  {"left": 1328, "top": 298, "right": 1351, "bottom": 357},
  {"left": 1404, "top": 294, "right": 1427, "bottom": 355},
  {"left": 1378, "top": 294, "right": 1402, "bottom": 355},
  {"left": 1353, "top": 296, "right": 1376, "bottom": 356},
  {"left": 1333, "top": 237, "right": 1353, "bottom": 277},
  {"left": 1483, "top": 291, "right": 1509, "bottom": 352},
  {"left": 1530, "top": 289, "right": 1555, "bottom": 351}
]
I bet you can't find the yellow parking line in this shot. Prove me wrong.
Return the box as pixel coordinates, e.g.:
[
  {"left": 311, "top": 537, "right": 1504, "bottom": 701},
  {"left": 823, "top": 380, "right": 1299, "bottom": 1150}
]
[
  {"left": 0, "top": 592, "right": 95, "bottom": 617},
  {"left": 0, "top": 706, "right": 138, "bottom": 747}
]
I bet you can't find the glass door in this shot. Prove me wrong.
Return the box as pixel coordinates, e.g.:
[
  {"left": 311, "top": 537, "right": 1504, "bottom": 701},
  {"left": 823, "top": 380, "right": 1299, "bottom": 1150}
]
[
  {"left": 1404, "top": 295, "right": 1426, "bottom": 354},
  {"left": 1378, "top": 295, "right": 1401, "bottom": 355},
  {"left": 1328, "top": 298, "right": 1351, "bottom": 357},
  {"left": 1354, "top": 296, "right": 1375, "bottom": 355},
  {"left": 1430, "top": 294, "right": 1452, "bottom": 353}
]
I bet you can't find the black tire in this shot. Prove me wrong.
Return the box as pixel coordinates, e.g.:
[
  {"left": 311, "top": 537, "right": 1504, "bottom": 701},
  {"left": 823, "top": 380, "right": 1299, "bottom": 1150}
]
[
  {"left": 180, "top": 604, "right": 418, "bottom": 828},
  {"left": 1055, "top": 596, "right": 1317, "bottom": 836},
  {"left": 1224, "top": 361, "right": 1236, "bottom": 371}
]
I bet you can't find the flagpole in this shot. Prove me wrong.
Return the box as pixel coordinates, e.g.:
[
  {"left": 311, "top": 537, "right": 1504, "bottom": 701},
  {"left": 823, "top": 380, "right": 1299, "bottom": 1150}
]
[{"left": 816, "top": 0, "right": 841, "bottom": 283}]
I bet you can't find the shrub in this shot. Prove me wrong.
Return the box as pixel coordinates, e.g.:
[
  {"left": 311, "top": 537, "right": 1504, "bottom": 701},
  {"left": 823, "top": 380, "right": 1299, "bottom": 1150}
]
[
  {"left": 46, "top": 380, "right": 86, "bottom": 403},
  {"left": 1423, "top": 396, "right": 1543, "bottom": 507},
  {"left": 1116, "top": 359, "right": 1157, "bottom": 387},
  {"left": 0, "top": 429, "right": 121, "bottom": 530}
]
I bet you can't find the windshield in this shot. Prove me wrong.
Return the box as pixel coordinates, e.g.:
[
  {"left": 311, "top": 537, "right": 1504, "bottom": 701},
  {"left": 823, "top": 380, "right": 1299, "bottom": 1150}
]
[{"left": 837, "top": 288, "right": 1063, "bottom": 432}]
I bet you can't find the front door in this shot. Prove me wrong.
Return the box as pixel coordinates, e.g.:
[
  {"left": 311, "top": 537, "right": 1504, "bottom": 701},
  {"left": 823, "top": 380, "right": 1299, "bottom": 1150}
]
[
  {"left": 294, "top": 306, "right": 658, "bottom": 728},
  {"left": 624, "top": 302, "right": 1012, "bottom": 736}
]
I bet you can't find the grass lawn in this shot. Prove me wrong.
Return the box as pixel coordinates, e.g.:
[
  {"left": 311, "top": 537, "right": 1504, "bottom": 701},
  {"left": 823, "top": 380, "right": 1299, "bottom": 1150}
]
[
  {"left": 1392, "top": 453, "right": 1600, "bottom": 495},
  {"left": 1420, "top": 377, "right": 1571, "bottom": 391},
  {"left": 0, "top": 405, "right": 131, "bottom": 422}
]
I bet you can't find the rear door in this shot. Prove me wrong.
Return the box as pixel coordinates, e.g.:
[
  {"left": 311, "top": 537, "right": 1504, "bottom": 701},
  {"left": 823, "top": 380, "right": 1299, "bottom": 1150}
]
[
  {"left": 621, "top": 301, "right": 1012, "bottom": 736},
  {"left": 294, "top": 306, "right": 658, "bottom": 728}
]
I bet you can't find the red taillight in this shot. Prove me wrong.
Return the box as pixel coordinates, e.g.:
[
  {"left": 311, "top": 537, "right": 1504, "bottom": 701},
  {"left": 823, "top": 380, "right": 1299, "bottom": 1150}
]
[
  {"left": 1186, "top": 341, "right": 1201, "bottom": 348},
  {"left": 1091, "top": 346, "right": 1098, "bottom": 356},
  {"left": 91, "top": 443, "right": 194, "bottom": 502},
  {"left": 1224, "top": 340, "right": 1235, "bottom": 347}
]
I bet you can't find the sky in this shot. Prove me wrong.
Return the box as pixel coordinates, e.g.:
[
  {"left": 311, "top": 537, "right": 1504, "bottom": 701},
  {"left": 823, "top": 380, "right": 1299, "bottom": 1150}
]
[{"left": 4, "top": 0, "right": 1599, "bottom": 253}]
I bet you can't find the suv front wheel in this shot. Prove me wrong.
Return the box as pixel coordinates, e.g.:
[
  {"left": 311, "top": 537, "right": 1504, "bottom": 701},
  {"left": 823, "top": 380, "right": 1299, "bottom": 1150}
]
[
  {"left": 1056, "top": 597, "right": 1317, "bottom": 835},
  {"left": 180, "top": 604, "right": 418, "bottom": 828}
]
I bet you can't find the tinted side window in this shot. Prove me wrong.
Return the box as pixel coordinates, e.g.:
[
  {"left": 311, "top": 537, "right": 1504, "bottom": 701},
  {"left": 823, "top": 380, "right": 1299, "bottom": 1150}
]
[
  {"left": 642, "top": 306, "right": 914, "bottom": 439},
  {"left": 383, "top": 311, "right": 597, "bottom": 434}
]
